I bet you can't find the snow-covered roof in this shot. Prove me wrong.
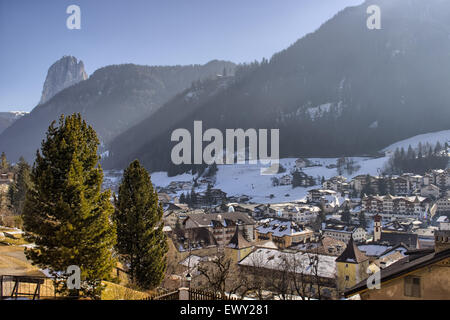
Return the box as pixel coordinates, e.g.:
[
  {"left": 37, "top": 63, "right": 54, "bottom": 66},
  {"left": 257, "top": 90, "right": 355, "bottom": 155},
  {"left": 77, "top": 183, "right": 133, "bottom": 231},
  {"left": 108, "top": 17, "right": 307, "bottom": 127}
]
[
  {"left": 239, "top": 248, "right": 336, "bottom": 279},
  {"left": 257, "top": 219, "right": 312, "bottom": 237},
  {"left": 358, "top": 244, "right": 392, "bottom": 257}
]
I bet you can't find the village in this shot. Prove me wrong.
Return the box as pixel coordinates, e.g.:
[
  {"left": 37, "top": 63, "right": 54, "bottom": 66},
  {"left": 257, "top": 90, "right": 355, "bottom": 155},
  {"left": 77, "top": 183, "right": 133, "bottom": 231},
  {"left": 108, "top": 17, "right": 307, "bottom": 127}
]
[{"left": 146, "top": 157, "right": 450, "bottom": 300}]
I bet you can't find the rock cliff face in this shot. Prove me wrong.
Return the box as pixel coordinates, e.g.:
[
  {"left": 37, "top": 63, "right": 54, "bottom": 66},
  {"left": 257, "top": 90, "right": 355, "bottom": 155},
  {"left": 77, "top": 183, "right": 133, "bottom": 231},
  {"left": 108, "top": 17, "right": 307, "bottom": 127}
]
[{"left": 39, "top": 56, "right": 88, "bottom": 104}]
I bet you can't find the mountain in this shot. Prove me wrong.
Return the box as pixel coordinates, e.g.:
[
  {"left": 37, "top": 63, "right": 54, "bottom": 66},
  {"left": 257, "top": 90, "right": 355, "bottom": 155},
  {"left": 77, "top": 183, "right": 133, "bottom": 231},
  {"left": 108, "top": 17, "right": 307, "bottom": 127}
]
[
  {"left": 39, "top": 56, "right": 88, "bottom": 104},
  {"left": 0, "top": 59, "right": 236, "bottom": 162},
  {"left": 105, "top": 0, "right": 450, "bottom": 172},
  {"left": 0, "top": 111, "right": 28, "bottom": 134}
]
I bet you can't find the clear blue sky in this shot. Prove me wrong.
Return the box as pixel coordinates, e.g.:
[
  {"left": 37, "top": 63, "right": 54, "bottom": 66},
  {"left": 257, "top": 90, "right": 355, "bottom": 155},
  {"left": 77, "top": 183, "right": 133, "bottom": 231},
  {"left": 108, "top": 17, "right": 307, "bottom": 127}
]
[{"left": 0, "top": 0, "right": 363, "bottom": 112}]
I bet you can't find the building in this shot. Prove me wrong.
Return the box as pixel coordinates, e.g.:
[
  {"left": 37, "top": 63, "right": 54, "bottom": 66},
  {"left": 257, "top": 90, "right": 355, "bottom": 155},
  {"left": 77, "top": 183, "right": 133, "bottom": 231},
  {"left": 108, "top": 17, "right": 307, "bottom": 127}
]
[
  {"left": 279, "top": 175, "right": 292, "bottom": 186},
  {"left": 293, "top": 236, "right": 347, "bottom": 257},
  {"left": 255, "top": 219, "right": 314, "bottom": 249},
  {"left": 266, "top": 203, "right": 321, "bottom": 224},
  {"left": 345, "top": 231, "right": 450, "bottom": 300},
  {"left": 225, "top": 229, "right": 254, "bottom": 263},
  {"left": 322, "top": 220, "right": 368, "bottom": 243},
  {"left": 239, "top": 248, "right": 338, "bottom": 299},
  {"left": 295, "top": 158, "right": 309, "bottom": 169},
  {"left": 436, "top": 197, "right": 450, "bottom": 214},
  {"left": 183, "top": 212, "right": 255, "bottom": 246},
  {"left": 322, "top": 176, "right": 348, "bottom": 192},
  {"left": 307, "top": 189, "right": 337, "bottom": 203},
  {"left": 336, "top": 237, "right": 370, "bottom": 293},
  {"left": 437, "top": 216, "right": 450, "bottom": 231},
  {"left": 362, "top": 194, "right": 433, "bottom": 219},
  {"left": 420, "top": 184, "right": 440, "bottom": 199},
  {"left": 172, "top": 227, "right": 218, "bottom": 253}
]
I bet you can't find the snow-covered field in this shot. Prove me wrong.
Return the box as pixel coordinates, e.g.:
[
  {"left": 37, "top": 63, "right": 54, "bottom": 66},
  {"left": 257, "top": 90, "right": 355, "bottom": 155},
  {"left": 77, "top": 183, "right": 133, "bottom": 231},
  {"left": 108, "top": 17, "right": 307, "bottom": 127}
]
[{"left": 105, "top": 130, "right": 450, "bottom": 204}]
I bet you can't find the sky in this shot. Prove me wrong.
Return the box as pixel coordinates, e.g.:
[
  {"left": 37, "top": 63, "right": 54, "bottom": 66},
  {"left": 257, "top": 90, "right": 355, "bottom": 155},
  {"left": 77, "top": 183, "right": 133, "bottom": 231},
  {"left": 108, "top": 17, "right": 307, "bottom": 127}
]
[{"left": 0, "top": 0, "right": 364, "bottom": 112}]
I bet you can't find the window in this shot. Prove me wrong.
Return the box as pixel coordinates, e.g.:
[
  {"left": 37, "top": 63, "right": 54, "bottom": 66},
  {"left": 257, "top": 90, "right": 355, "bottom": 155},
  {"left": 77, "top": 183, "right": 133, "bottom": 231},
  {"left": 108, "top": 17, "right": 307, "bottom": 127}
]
[
  {"left": 345, "top": 276, "right": 349, "bottom": 281},
  {"left": 404, "top": 276, "right": 421, "bottom": 298}
]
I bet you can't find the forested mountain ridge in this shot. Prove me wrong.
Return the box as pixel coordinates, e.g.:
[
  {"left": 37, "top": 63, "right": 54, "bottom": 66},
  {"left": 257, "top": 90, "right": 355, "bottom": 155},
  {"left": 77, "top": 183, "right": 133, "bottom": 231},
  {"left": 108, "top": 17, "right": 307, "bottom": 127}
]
[
  {"left": 104, "top": 0, "right": 450, "bottom": 172},
  {"left": 0, "top": 60, "right": 235, "bottom": 162}
]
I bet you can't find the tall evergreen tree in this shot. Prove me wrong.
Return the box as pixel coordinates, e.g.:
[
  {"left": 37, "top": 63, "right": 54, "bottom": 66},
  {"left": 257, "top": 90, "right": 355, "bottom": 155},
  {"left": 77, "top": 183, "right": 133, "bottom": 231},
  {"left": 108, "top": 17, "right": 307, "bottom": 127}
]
[
  {"left": 22, "top": 114, "right": 116, "bottom": 299},
  {"left": 114, "top": 160, "right": 168, "bottom": 289},
  {"left": 8, "top": 156, "right": 32, "bottom": 214}
]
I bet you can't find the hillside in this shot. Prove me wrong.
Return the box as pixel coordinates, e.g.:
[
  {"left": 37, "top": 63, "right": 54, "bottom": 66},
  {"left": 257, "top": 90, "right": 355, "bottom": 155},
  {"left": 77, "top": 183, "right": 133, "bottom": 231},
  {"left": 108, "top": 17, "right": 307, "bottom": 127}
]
[
  {"left": 105, "top": 0, "right": 450, "bottom": 172},
  {"left": 0, "top": 60, "right": 235, "bottom": 162},
  {"left": 0, "top": 111, "right": 28, "bottom": 135},
  {"left": 136, "top": 129, "right": 449, "bottom": 204}
]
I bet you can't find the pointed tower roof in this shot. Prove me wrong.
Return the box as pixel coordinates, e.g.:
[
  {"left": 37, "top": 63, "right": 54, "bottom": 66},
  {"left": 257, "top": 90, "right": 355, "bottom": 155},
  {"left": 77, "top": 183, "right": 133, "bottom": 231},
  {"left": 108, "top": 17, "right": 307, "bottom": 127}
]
[
  {"left": 227, "top": 228, "right": 252, "bottom": 249},
  {"left": 336, "top": 237, "right": 368, "bottom": 264}
]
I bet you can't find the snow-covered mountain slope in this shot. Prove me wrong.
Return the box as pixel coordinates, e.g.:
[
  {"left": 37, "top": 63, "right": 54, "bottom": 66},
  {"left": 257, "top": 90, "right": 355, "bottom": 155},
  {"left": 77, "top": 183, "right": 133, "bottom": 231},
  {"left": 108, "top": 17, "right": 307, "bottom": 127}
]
[
  {"left": 382, "top": 130, "right": 450, "bottom": 154},
  {"left": 133, "top": 130, "right": 449, "bottom": 204}
]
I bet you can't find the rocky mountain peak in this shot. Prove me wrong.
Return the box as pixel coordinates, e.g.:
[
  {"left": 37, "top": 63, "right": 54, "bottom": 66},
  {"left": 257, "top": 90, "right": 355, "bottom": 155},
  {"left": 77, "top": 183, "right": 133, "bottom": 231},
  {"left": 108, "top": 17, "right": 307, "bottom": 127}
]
[{"left": 39, "top": 56, "right": 88, "bottom": 105}]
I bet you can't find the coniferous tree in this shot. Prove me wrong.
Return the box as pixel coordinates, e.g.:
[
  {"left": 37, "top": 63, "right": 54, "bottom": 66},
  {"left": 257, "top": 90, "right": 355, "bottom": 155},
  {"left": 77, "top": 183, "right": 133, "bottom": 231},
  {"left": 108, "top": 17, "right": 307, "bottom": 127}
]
[
  {"left": 359, "top": 211, "right": 367, "bottom": 229},
  {"left": 8, "top": 157, "right": 32, "bottom": 214},
  {"left": 114, "top": 160, "right": 168, "bottom": 289},
  {"left": 0, "top": 152, "right": 9, "bottom": 172},
  {"left": 22, "top": 114, "right": 116, "bottom": 299},
  {"left": 341, "top": 206, "right": 351, "bottom": 224}
]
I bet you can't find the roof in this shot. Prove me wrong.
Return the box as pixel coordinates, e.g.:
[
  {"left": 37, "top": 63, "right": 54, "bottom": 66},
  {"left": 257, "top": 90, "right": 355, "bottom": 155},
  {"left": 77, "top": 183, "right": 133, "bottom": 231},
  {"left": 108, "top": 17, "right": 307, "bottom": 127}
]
[
  {"left": 227, "top": 229, "right": 252, "bottom": 249},
  {"left": 322, "top": 221, "right": 363, "bottom": 234},
  {"left": 173, "top": 227, "right": 217, "bottom": 252},
  {"left": 185, "top": 212, "right": 254, "bottom": 228},
  {"left": 345, "top": 248, "right": 450, "bottom": 297},
  {"left": 238, "top": 248, "right": 337, "bottom": 279},
  {"left": 358, "top": 244, "right": 392, "bottom": 257},
  {"left": 336, "top": 237, "right": 368, "bottom": 264},
  {"left": 379, "top": 232, "right": 418, "bottom": 249},
  {"left": 257, "top": 219, "right": 312, "bottom": 237}
]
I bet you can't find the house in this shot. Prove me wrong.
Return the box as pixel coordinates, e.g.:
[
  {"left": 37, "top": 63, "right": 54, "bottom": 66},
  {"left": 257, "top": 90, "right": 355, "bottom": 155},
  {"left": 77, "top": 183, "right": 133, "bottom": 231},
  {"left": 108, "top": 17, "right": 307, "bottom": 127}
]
[
  {"left": 255, "top": 219, "right": 314, "bottom": 249},
  {"left": 183, "top": 212, "right": 255, "bottom": 246},
  {"left": 172, "top": 227, "right": 218, "bottom": 253},
  {"left": 307, "top": 189, "right": 337, "bottom": 203},
  {"left": 437, "top": 216, "right": 450, "bottom": 231},
  {"left": 279, "top": 174, "right": 292, "bottom": 186},
  {"left": 295, "top": 158, "right": 309, "bottom": 169},
  {"left": 401, "top": 173, "right": 423, "bottom": 194},
  {"left": 436, "top": 197, "right": 450, "bottom": 214},
  {"left": 420, "top": 184, "right": 440, "bottom": 199},
  {"left": 345, "top": 230, "right": 450, "bottom": 300},
  {"left": 293, "top": 236, "right": 347, "bottom": 257},
  {"left": 351, "top": 175, "right": 379, "bottom": 194},
  {"left": 0, "top": 172, "right": 14, "bottom": 185},
  {"left": 323, "top": 176, "right": 348, "bottom": 192},
  {"left": 196, "top": 189, "right": 227, "bottom": 206},
  {"left": 322, "top": 220, "right": 368, "bottom": 243},
  {"left": 266, "top": 203, "right": 321, "bottom": 224},
  {"left": 435, "top": 169, "right": 450, "bottom": 189}
]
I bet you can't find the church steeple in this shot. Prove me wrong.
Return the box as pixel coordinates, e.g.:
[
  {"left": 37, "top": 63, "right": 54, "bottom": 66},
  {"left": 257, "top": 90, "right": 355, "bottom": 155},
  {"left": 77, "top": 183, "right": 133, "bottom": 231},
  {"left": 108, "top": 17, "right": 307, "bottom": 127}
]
[{"left": 336, "top": 237, "right": 369, "bottom": 294}]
